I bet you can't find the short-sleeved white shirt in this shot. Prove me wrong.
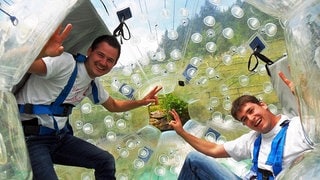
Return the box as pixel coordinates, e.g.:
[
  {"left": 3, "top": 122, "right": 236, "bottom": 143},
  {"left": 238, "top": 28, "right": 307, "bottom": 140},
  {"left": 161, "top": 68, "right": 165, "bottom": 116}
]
[
  {"left": 224, "top": 114, "right": 313, "bottom": 176},
  {"left": 16, "top": 52, "right": 109, "bottom": 129}
]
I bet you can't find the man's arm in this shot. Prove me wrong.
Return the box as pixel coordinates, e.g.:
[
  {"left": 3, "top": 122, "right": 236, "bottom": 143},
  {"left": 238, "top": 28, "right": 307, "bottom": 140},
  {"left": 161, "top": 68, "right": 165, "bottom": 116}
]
[
  {"left": 169, "top": 109, "right": 230, "bottom": 158},
  {"left": 29, "top": 24, "right": 73, "bottom": 76},
  {"left": 101, "top": 86, "right": 162, "bottom": 112}
]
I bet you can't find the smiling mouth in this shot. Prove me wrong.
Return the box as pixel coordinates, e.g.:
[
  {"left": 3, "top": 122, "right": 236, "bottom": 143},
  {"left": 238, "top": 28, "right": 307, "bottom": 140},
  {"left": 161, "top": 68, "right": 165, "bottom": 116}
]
[{"left": 254, "top": 118, "right": 262, "bottom": 127}]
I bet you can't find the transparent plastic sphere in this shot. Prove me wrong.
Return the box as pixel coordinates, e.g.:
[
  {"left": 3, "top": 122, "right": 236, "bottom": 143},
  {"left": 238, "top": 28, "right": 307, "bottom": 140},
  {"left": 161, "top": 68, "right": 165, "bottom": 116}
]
[
  {"left": 104, "top": 115, "right": 114, "bottom": 128},
  {"left": 231, "top": 5, "right": 244, "bottom": 18},
  {"left": 222, "top": 54, "right": 232, "bottom": 65},
  {"left": 239, "top": 75, "right": 249, "bottom": 86},
  {"left": 203, "top": 16, "right": 216, "bottom": 27},
  {"left": 106, "top": 131, "right": 117, "bottom": 142},
  {"left": 131, "top": 73, "right": 142, "bottom": 86},
  {"left": 265, "top": 23, "right": 277, "bottom": 37},
  {"left": 205, "top": 131, "right": 217, "bottom": 142},
  {"left": 180, "top": 7, "right": 189, "bottom": 17},
  {"left": 119, "top": 148, "right": 130, "bottom": 158},
  {"left": 191, "top": 33, "right": 203, "bottom": 43},
  {"left": 247, "top": 17, "right": 260, "bottom": 30},
  {"left": 209, "top": 97, "right": 220, "bottom": 107},
  {"left": 116, "top": 119, "right": 127, "bottom": 130},
  {"left": 81, "top": 103, "right": 92, "bottom": 114},
  {"left": 161, "top": 8, "right": 170, "bottom": 18},
  {"left": 151, "top": 64, "right": 162, "bottom": 75},
  {"left": 156, "top": 51, "right": 166, "bottom": 62},
  {"left": 190, "top": 57, "right": 202, "bottom": 67},
  {"left": 206, "top": 28, "right": 216, "bottom": 38},
  {"left": 158, "top": 154, "right": 169, "bottom": 165},
  {"left": 170, "top": 49, "right": 182, "bottom": 60},
  {"left": 167, "top": 29, "right": 178, "bottom": 40},
  {"left": 263, "top": 82, "right": 273, "bottom": 94},
  {"left": 223, "top": 99, "right": 232, "bottom": 111},
  {"left": 126, "top": 139, "right": 136, "bottom": 150},
  {"left": 222, "top": 27, "right": 234, "bottom": 39},
  {"left": 206, "top": 42, "right": 217, "bottom": 53},
  {"left": 166, "top": 62, "right": 176, "bottom": 73},
  {"left": 75, "top": 120, "right": 83, "bottom": 129},
  {"left": 268, "top": 104, "right": 278, "bottom": 115},
  {"left": 154, "top": 166, "right": 166, "bottom": 176},
  {"left": 133, "top": 158, "right": 145, "bottom": 169},
  {"left": 82, "top": 123, "right": 94, "bottom": 134},
  {"left": 206, "top": 67, "right": 215, "bottom": 78},
  {"left": 212, "top": 111, "right": 223, "bottom": 122},
  {"left": 220, "top": 84, "right": 229, "bottom": 95}
]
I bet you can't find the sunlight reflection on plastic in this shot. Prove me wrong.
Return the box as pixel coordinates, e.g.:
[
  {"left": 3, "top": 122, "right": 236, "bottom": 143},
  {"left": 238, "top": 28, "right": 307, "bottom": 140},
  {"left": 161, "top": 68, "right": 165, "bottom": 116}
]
[
  {"left": 75, "top": 120, "right": 83, "bottom": 129},
  {"left": 16, "top": 14, "right": 38, "bottom": 44},
  {"left": 212, "top": 111, "right": 223, "bottom": 122},
  {"left": 166, "top": 62, "right": 176, "bottom": 72},
  {"left": 170, "top": 49, "right": 182, "bottom": 60},
  {"left": 119, "top": 148, "right": 129, "bottom": 158},
  {"left": 209, "top": 97, "right": 219, "bottom": 107},
  {"left": 170, "top": 166, "right": 179, "bottom": 175},
  {"left": 180, "top": 18, "right": 189, "bottom": 26},
  {"left": 159, "top": 154, "right": 169, "bottom": 165},
  {"left": 247, "top": 17, "right": 260, "bottom": 30},
  {"left": 117, "top": 173, "right": 129, "bottom": 180},
  {"left": 82, "top": 123, "right": 94, "bottom": 134},
  {"left": 203, "top": 16, "right": 215, "bottom": 27},
  {"left": 151, "top": 64, "right": 162, "bottom": 75},
  {"left": 268, "top": 104, "right": 278, "bottom": 115},
  {"left": 190, "top": 57, "right": 202, "bottom": 67},
  {"left": 122, "top": 66, "right": 132, "bottom": 76},
  {"left": 81, "top": 103, "right": 92, "bottom": 114},
  {"left": 258, "top": 64, "right": 267, "bottom": 75},
  {"left": 120, "top": 84, "right": 134, "bottom": 96},
  {"left": 191, "top": 33, "right": 202, "bottom": 43},
  {"left": 81, "top": 172, "right": 93, "bottom": 180},
  {"left": 130, "top": 36, "right": 141, "bottom": 45},
  {"left": 223, "top": 99, "right": 232, "bottom": 111},
  {"left": 116, "top": 119, "right": 127, "bottom": 130},
  {"left": 156, "top": 51, "right": 166, "bottom": 61},
  {"left": 231, "top": 5, "right": 244, "bottom": 18},
  {"left": 206, "top": 29, "right": 215, "bottom": 38},
  {"left": 239, "top": 75, "right": 249, "bottom": 86},
  {"left": 133, "top": 160, "right": 144, "bottom": 168},
  {"left": 148, "top": 51, "right": 157, "bottom": 61},
  {"left": 237, "top": 46, "right": 247, "bottom": 56},
  {"left": 186, "top": 67, "right": 197, "bottom": 79},
  {"left": 217, "top": 136, "right": 226, "bottom": 144},
  {"left": 167, "top": 29, "right": 178, "bottom": 40},
  {"left": 206, "top": 67, "right": 215, "bottom": 78},
  {"left": 124, "top": 111, "right": 132, "bottom": 120},
  {"left": 205, "top": 132, "right": 216, "bottom": 143},
  {"left": 106, "top": 131, "right": 117, "bottom": 142},
  {"left": 263, "top": 82, "right": 273, "bottom": 94},
  {"left": 138, "top": 147, "right": 150, "bottom": 158},
  {"left": 126, "top": 139, "right": 136, "bottom": 150},
  {"left": 265, "top": 23, "right": 277, "bottom": 37},
  {"left": 220, "top": 84, "right": 229, "bottom": 95},
  {"left": 222, "top": 27, "right": 234, "bottom": 39},
  {"left": 154, "top": 166, "right": 166, "bottom": 176},
  {"left": 180, "top": 8, "right": 189, "bottom": 17},
  {"left": 161, "top": 8, "right": 170, "bottom": 18},
  {"left": 206, "top": 42, "right": 217, "bottom": 53},
  {"left": 222, "top": 54, "right": 232, "bottom": 65},
  {"left": 224, "top": 115, "right": 234, "bottom": 124},
  {"left": 104, "top": 115, "right": 114, "bottom": 128},
  {"left": 131, "top": 73, "right": 142, "bottom": 86},
  {"left": 208, "top": 0, "right": 220, "bottom": 5}
]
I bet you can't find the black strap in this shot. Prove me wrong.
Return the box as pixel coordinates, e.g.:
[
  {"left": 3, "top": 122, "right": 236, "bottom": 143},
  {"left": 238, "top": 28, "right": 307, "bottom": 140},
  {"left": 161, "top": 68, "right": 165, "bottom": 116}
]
[
  {"left": 113, "top": 21, "right": 131, "bottom": 44},
  {"left": 248, "top": 50, "right": 274, "bottom": 76}
]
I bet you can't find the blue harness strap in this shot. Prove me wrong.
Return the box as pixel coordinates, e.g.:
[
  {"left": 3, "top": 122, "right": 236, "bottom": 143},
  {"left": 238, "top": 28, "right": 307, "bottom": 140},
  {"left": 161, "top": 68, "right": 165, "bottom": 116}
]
[
  {"left": 250, "top": 120, "right": 290, "bottom": 180},
  {"left": 18, "top": 53, "right": 99, "bottom": 133}
]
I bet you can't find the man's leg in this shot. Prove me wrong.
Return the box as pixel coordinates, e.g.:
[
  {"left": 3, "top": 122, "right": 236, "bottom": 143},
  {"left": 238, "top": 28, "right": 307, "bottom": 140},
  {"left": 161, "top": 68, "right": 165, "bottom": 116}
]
[
  {"left": 26, "top": 135, "right": 59, "bottom": 180},
  {"left": 178, "top": 151, "right": 241, "bottom": 180},
  {"left": 51, "top": 134, "right": 116, "bottom": 180}
]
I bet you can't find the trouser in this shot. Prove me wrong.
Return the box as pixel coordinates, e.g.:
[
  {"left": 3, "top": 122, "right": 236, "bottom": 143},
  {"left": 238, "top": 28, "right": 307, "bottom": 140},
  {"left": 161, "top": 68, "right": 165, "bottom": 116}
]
[
  {"left": 25, "top": 132, "right": 115, "bottom": 180},
  {"left": 178, "top": 151, "right": 242, "bottom": 180}
]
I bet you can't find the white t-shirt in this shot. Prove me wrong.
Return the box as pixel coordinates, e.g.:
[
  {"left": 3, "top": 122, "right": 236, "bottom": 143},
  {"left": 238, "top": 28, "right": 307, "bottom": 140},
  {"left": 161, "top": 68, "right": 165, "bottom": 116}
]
[
  {"left": 224, "top": 114, "right": 313, "bottom": 176},
  {"left": 16, "top": 52, "right": 109, "bottom": 129}
]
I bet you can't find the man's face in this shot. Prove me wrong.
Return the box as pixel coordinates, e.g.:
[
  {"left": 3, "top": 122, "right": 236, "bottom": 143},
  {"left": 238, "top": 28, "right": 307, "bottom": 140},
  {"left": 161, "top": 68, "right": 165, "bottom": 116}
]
[
  {"left": 85, "top": 42, "right": 118, "bottom": 78},
  {"left": 236, "top": 102, "right": 274, "bottom": 133}
]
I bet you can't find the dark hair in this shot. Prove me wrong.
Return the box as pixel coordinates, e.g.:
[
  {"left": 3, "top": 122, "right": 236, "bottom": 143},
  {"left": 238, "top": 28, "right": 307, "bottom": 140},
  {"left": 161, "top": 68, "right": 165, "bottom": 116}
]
[
  {"left": 90, "top": 35, "right": 121, "bottom": 63},
  {"left": 231, "top": 95, "right": 260, "bottom": 120}
]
